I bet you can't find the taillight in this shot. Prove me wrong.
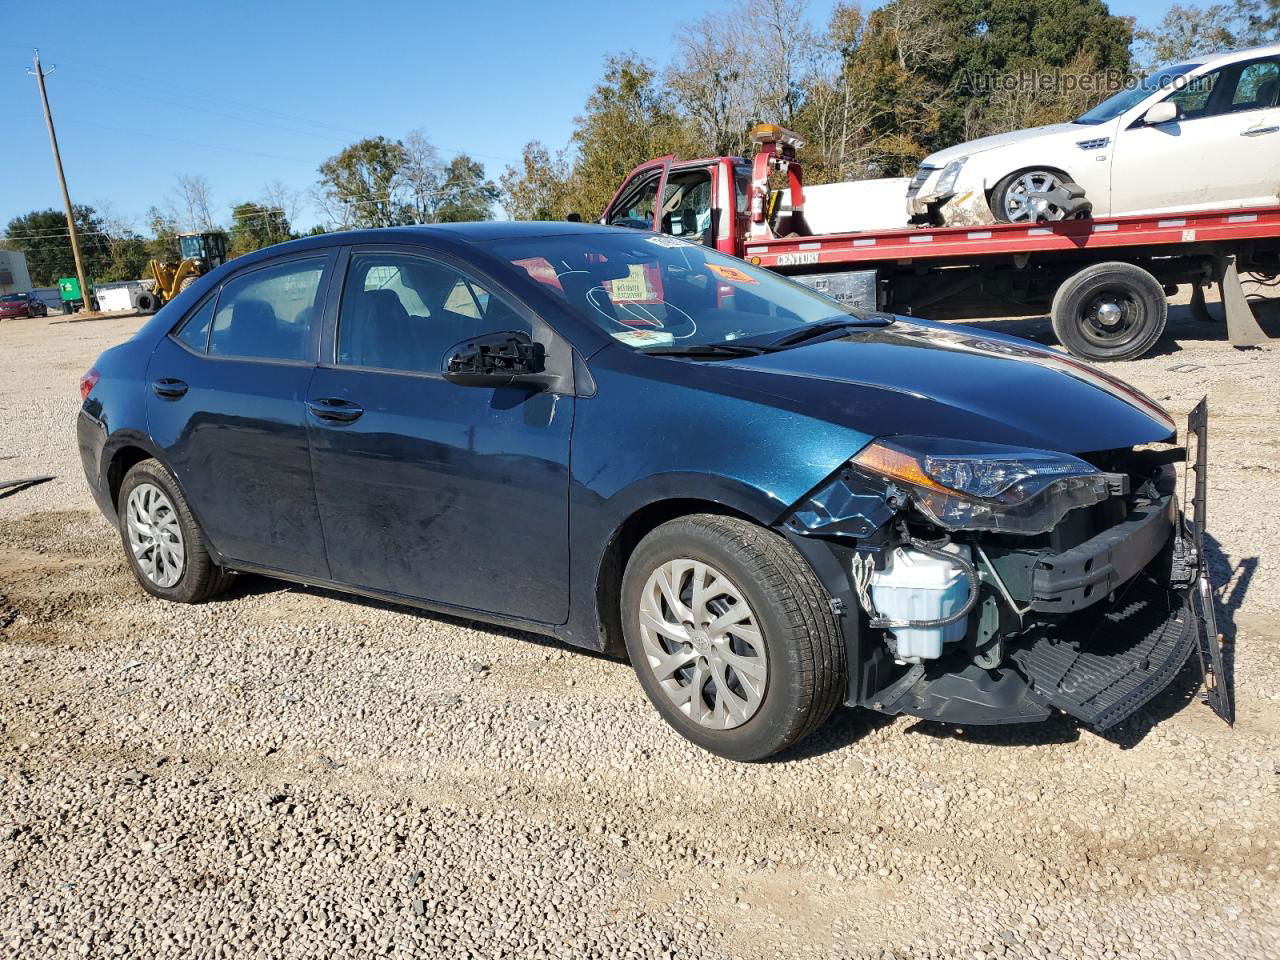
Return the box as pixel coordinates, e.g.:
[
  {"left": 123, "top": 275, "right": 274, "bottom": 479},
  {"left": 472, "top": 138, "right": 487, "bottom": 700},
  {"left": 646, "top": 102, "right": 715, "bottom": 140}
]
[{"left": 79, "top": 367, "right": 100, "bottom": 402}]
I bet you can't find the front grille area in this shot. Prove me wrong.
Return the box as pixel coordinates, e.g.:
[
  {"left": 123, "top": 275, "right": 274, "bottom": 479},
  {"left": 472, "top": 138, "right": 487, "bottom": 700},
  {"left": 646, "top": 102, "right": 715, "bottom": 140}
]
[{"left": 906, "top": 165, "right": 936, "bottom": 198}]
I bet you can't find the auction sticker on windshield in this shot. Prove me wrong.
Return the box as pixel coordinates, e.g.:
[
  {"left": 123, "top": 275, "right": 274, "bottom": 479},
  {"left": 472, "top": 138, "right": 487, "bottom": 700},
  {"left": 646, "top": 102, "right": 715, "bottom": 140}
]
[{"left": 707, "top": 263, "right": 759, "bottom": 285}]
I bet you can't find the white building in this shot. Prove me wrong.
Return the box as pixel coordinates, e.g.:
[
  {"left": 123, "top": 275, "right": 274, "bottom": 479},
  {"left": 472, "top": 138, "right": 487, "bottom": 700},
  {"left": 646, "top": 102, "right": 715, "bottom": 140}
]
[{"left": 0, "top": 250, "right": 33, "bottom": 295}]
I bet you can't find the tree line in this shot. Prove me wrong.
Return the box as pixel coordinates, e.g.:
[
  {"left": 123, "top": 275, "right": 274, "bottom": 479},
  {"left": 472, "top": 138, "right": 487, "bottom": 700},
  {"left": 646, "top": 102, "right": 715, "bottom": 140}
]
[{"left": 4, "top": 0, "right": 1276, "bottom": 286}]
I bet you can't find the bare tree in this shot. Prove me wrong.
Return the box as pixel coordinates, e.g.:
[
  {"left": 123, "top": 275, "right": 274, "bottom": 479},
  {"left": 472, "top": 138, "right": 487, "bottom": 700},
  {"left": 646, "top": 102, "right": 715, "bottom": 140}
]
[
  {"left": 261, "top": 179, "right": 304, "bottom": 236},
  {"left": 743, "top": 0, "right": 820, "bottom": 125},
  {"left": 887, "top": 0, "right": 953, "bottom": 73},
  {"left": 667, "top": 14, "right": 758, "bottom": 156},
  {"left": 796, "top": 3, "right": 882, "bottom": 182},
  {"left": 169, "top": 174, "right": 216, "bottom": 233},
  {"left": 398, "top": 129, "right": 445, "bottom": 224}
]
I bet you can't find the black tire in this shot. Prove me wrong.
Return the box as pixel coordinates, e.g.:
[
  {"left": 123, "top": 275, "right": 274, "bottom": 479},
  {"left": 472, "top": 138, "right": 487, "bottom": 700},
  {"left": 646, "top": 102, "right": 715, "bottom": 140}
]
[
  {"left": 117, "top": 459, "right": 233, "bottom": 603},
  {"left": 990, "top": 167, "right": 1072, "bottom": 223},
  {"left": 135, "top": 292, "right": 157, "bottom": 314},
  {"left": 178, "top": 275, "right": 199, "bottom": 292},
  {"left": 1051, "top": 261, "right": 1168, "bottom": 362},
  {"left": 620, "top": 514, "right": 844, "bottom": 761}
]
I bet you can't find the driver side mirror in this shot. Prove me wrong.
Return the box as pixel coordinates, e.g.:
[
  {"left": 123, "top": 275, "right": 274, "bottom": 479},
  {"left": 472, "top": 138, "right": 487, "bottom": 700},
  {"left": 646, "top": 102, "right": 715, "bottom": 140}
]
[
  {"left": 1142, "top": 101, "right": 1179, "bottom": 125},
  {"left": 443, "top": 331, "right": 552, "bottom": 389}
]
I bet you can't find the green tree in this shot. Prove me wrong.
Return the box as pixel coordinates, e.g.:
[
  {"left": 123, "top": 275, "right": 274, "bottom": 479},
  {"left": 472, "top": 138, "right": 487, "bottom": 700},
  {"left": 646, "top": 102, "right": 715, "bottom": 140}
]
[
  {"left": 500, "top": 141, "right": 574, "bottom": 220},
  {"left": 931, "top": 0, "right": 1132, "bottom": 143},
  {"left": 1135, "top": 1, "right": 1278, "bottom": 70},
  {"left": 99, "top": 232, "right": 151, "bottom": 282},
  {"left": 432, "top": 155, "right": 499, "bottom": 222},
  {"left": 567, "top": 53, "right": 697, "bottom": 218},
  {"left": 317, "top": 136, "right": 409, "bottom": 228},
  {"left": 2, "top": 206, "right": 113, "bottom": 287},
  {"left": 146, "top": 206, "right": 182, "bottom": 263},
  {"left": 228, "top": 202, "right": 293, "bottom": 256}
]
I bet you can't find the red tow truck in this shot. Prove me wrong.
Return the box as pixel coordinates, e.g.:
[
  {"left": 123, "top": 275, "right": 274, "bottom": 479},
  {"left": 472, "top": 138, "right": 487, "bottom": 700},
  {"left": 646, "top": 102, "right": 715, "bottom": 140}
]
[{"left": 600, "top": 124, "right": 1277, "bottom": 361}]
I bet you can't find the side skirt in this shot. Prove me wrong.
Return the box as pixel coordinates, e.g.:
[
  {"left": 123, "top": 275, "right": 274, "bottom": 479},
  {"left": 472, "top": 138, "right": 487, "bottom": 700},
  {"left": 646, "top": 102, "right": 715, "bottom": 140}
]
[{"left": 220, "top": 559, "right": 565, "bottom": 642}]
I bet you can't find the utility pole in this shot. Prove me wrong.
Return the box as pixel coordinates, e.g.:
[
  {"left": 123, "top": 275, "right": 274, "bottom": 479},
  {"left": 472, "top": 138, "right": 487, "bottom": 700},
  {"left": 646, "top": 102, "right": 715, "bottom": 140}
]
[{"left": 30, "top": 49, "right": 92, "bottom": 314}]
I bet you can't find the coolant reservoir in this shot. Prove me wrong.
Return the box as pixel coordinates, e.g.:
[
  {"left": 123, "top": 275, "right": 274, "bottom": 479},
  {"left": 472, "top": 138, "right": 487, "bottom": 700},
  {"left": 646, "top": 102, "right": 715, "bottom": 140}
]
[{"left": 869, "top": 543, "right": 971, "bottom": 662}]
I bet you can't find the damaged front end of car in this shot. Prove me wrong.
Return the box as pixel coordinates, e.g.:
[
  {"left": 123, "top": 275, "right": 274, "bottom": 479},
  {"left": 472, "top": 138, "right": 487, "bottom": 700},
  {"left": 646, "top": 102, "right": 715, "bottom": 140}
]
[{"left": 778, "top": 397, "right": 1231, "bottom": 731}]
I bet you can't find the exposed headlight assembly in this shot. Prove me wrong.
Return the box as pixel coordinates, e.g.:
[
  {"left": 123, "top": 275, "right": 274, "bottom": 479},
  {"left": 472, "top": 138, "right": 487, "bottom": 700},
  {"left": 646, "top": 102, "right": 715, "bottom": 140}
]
[
  {"left": 852, "top": 436, "right": 1114, "bottom": 535},
  {"left": 935, "top": 157, "right": 968, "bottom": 194}
]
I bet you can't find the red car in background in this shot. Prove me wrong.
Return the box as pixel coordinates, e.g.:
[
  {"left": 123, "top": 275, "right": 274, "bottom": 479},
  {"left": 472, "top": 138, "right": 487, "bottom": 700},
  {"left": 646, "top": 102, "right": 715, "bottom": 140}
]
[{"left": 0, "top": 292, "right": 49, "bottom": 319}]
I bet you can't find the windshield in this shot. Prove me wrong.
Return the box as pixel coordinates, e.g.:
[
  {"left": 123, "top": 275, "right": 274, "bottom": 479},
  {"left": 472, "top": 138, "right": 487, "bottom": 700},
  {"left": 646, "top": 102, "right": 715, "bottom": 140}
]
[
  {"left": 0, "top": 294, "right": 23, "bottom": 302},
  {"left": 488, "top": 232, "right": 862, "bottom": 352},
  {"left": 1074, "top": 63, "right": 1201, "bottom": 124}
]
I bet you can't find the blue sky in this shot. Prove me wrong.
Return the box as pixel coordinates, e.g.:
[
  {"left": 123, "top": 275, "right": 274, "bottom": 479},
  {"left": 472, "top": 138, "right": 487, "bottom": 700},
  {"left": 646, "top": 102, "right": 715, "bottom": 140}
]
[{"left": 1, "top": 0, "right": 1175, "bottom": 234}]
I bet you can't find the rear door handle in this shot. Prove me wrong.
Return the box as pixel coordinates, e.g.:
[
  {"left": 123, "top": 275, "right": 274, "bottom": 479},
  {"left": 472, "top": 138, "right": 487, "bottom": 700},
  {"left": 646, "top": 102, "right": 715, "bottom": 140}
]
[
  {"left": 152, "top": 378, "right": 188, "bottom": 399},
  {"left": 306, "top": 398, "right": 364, "bottom": 423},
  {"left": 1242, "top": 125, "right": 1279, "bottom": 136}
]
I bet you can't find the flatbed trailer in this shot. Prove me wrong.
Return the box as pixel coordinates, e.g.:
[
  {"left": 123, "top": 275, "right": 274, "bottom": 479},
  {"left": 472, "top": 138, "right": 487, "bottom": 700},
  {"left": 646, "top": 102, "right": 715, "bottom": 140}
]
[{"left": 602, "top": 125, "right": 1277, "bottom": 361}]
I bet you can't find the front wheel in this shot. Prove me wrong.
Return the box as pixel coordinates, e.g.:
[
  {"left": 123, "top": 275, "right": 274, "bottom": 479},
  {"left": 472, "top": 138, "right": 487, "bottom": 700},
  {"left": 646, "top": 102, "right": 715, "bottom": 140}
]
[
  {"left": 1050, "top": 261, "right": 1168, "bottom": 361},
  {"left": 117, "top": 459, "right": 233, "bottom": 603},
  {"left": 621, "top": 514, "right": 845, "bottom": 761},
  {"left": 991, "top": 168, "right": 1073, "bottom": 223}
]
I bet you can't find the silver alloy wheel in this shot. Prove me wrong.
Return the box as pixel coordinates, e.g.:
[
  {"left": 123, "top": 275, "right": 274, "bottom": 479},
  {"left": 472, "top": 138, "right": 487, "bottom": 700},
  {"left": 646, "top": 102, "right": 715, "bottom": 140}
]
[
  {"left": 125, "top": 482, "right": 185, "bottom": 588},
  {"left": 637, "top": 558, "right": 768, "bottom": 730},
  {"left": 1002, "top": 170, "right": 1064, "bottom": 222}
]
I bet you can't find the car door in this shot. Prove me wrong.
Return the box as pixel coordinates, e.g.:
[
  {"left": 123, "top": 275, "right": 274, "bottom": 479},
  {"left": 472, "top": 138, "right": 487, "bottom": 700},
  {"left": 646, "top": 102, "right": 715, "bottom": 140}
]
[
  {"left": 305, "top": 245, "right": 572, "bottom": 624},
  {"left": 146, "top": 250, "right": 335, "bottom": 578},
  {"left": 1111, "top": 57, "right": 1280, "bottom": 214},
  {"left": 601, "top": 157, "right": 671, "bottom": 230}
]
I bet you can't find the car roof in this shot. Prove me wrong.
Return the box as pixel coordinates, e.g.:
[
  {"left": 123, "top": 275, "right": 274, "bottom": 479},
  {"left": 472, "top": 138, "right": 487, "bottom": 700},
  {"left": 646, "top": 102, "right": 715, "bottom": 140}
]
[
  {"left": 1194, "top": 41, "right": 1280, "bottom": 68},
  {"left": 227, "top": 220, "right": 621, "bottom": 270}
]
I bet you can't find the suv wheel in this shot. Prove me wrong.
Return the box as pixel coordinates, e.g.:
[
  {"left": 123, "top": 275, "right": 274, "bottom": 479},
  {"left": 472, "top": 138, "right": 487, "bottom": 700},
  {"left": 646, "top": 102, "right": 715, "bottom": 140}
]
[
  {"left": 621, "top": 514, "right": 845, "bottom": 761},
  {"left": 117, "top": 459, "right": 233, "bottom": 603}
]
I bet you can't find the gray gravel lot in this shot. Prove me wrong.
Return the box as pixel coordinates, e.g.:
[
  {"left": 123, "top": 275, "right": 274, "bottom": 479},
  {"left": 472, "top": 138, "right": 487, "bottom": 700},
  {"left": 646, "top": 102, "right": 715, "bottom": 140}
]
[{"left": 1, "top": 301, "right": 1278, "bottom": 959}]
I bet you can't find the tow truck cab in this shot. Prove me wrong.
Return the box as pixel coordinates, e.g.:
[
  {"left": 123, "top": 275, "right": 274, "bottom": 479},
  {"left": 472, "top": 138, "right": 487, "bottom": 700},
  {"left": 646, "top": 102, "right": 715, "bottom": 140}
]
[{"left": 600, "top": 125, "right": 813, "bottom": 256}]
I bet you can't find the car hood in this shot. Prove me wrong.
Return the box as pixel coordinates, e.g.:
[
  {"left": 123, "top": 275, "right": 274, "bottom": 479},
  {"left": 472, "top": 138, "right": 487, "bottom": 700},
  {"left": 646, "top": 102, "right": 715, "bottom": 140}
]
[
  {"left": 714, "top": 320, "right": 1176, "bottom": 454},
  {"left": 922, "top": 123, "right": 1083, "bottom": 166}
]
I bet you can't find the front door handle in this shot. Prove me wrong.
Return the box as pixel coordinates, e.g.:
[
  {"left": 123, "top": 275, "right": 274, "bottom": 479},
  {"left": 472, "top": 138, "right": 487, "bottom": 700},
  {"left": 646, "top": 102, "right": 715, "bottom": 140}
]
[
  {"left": 306, "top": 398, "right": 364, "bottom": 423},
  {"left": 1242, "top": 125, "right": 1279, "bottom": 136},
  {"left": 152, "top": 378, "right": 188, "bottom": 399}
]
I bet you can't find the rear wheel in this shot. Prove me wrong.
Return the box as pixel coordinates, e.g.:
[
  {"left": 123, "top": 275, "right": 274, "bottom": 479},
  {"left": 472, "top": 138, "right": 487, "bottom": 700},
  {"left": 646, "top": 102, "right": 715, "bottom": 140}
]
[
  {"left": 621, "top": 514, "right": 844, "bottom": 761},
  {"left": 1051, "top": 261, "right": 1168, "bottom": 361},
  {"left": 117, "top": 459, "right": 233, "bottom": 603}
]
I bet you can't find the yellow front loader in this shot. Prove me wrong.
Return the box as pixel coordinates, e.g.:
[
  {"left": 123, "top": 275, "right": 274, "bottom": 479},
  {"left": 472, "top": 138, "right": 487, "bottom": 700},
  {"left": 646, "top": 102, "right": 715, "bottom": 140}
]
[{"left": 139, "top": 231, "right": 228, "bottom": 312}]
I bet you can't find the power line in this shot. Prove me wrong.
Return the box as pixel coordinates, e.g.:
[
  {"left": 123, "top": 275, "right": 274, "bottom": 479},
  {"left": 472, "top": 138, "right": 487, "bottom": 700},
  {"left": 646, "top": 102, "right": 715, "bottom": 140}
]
[{"left": 34, "top": 51, "right": 520, "bottom": 165}]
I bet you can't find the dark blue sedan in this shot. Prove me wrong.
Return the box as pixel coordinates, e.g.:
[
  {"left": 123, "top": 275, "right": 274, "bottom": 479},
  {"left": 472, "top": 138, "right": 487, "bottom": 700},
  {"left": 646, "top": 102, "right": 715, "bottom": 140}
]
[{"left": 77, "top": 223, "right": 1223, "bottom": 759}]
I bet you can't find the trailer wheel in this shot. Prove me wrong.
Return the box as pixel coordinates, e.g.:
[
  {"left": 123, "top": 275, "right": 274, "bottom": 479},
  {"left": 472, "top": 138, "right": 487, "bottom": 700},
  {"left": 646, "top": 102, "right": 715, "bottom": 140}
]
[{"left": 1050, "top": 262, "right": 1167, "bottom": 362}]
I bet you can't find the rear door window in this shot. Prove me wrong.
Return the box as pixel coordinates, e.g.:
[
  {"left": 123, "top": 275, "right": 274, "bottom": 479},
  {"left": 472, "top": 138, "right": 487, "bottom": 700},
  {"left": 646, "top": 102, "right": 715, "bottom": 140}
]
[
  {"left": 208, "top": 258, "right": 326, "bottom": 362},
  {"left": 1230, "top": 60, "right": 1280, "bottom": 112}
]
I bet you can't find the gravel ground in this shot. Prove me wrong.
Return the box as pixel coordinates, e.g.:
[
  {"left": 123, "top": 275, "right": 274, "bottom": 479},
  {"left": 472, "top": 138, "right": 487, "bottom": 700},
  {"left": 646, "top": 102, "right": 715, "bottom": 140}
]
[{"left": 1, "top": 300, "right": 1278, "bottom": 959}]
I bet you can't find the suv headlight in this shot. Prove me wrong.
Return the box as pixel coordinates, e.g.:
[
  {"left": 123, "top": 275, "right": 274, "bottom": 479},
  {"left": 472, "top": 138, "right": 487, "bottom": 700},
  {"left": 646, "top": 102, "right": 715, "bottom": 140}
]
[
  {"left": 851, "top": 436, "right": 1112, "bottom": 535},
  {"left": 935, "top": 157, "right": 968, "bottom": 194}
]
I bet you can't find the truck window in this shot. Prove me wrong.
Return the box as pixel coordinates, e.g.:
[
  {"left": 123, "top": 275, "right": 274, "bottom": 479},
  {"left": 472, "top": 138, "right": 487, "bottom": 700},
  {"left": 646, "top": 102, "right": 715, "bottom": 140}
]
[
  {"left": 607, "top": 175, "right": 662, "bottom": 230},
  {"left": 660, "top": 171, "right": 713, "bottom": 245}
]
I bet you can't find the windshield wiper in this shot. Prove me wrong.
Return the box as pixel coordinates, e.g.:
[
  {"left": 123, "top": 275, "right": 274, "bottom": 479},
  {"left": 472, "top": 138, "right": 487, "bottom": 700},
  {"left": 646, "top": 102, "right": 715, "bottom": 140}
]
[
  {"left": 642, "top": 342, "right": 771, "bottom": 359},
  {"left": 763, "top": 315, "right": 894, "bottom": 349}
]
